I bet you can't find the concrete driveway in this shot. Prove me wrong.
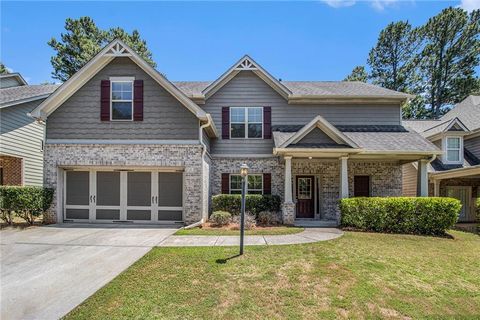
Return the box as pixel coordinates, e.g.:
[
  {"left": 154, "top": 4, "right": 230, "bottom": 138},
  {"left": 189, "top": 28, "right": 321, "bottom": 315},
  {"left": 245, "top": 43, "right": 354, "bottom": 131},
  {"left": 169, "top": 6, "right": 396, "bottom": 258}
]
[{"left": 0, "top": 224, "right": 178, "bottom": 320}]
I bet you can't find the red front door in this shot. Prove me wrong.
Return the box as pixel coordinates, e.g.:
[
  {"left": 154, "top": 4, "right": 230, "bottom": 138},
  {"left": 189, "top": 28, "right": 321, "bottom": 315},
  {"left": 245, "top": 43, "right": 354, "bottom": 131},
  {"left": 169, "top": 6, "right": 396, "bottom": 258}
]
[{"left": 296, "top": 176, "right": 314, "bottom": 218}]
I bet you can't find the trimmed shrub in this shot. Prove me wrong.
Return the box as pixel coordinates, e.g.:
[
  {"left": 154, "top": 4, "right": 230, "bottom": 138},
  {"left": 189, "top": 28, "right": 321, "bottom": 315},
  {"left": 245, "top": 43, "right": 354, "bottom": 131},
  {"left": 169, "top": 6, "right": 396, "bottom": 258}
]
[
  {"left": 340, "top": 197, "right": 461, "bottom": 235},
  {"left": 232, "top": 213, "right": 257, "bottom": 230},
  {"left": 0, "top": 186, "right": 54, "bottom": 225},
  {"left": 257, "top": 211, "right": 280, "bottom": 226},
  {"left": 476, "top": 198, "right": 480, "bottom": 222},
  {"left": 210, "top": 211, "right": 231, "bottom": 226},
  {"left": 212, "top": 194, "right": 281, "bottom": 216}
]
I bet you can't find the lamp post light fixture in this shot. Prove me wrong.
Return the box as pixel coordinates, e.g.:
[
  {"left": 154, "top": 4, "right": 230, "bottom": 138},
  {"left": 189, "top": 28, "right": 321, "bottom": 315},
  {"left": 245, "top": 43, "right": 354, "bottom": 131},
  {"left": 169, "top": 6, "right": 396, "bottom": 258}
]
[{"left": 239, "top": 163, "right": 249, "bottom": 255}]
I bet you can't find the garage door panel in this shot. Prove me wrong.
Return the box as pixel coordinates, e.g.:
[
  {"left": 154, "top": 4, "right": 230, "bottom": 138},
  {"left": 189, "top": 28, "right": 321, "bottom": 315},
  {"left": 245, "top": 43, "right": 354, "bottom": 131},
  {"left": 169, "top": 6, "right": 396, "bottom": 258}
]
[
  {"left": 96, "top": 209, "right": 120, "bottom": 220},
  {"left": 158, "top": 173, "right": 183, "bottom": 207},
  {"left": 97, "top": 172, "right": 120, "bottom": 206},
  {"left": 127, "top": 210, "right": 151, "bottom": 221},
  {"left": 66, "top": 171, "right": 89, "bottom": 206},
  {"left": 158, "top": 210, "right": 182, "bottom": 221},
  {"left": 65, "top": 209, "right": 89, "bottom": 220},
  {"left": 127, "top": 172, "right": 151, "bottom": 206}
]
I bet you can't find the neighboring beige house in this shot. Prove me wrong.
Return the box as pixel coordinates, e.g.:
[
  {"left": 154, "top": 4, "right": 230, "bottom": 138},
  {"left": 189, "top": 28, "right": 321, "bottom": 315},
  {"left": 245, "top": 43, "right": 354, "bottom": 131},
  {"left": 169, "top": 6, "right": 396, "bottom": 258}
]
[
  {"left": 29, "top": 39, "right": 440, "bottom": 226},
  {"left": 0, "top": 73, "right": 59, "bottom": 186},
  {"left": 403, "top": 96, "right": 480, "bottom": 222}
]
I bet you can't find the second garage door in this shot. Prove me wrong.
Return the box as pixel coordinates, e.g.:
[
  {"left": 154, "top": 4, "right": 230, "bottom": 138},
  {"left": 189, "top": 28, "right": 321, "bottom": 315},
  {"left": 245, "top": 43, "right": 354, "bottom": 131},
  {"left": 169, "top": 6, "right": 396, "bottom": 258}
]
[{"left": 64, "top": 169, "right": 183, "bottom": 223}]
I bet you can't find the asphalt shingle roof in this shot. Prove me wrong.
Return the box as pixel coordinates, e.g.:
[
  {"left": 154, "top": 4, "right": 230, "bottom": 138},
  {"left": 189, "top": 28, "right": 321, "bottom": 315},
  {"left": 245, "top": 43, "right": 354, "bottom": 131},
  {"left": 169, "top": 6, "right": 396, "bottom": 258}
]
[
  {"left": 272, "top": 124, "right": 439, "bottom": 152},
  {"left": 0, "top": 84, "right": 59, "bottom": 106},
  {"left": 173, "top": 81, "right": 411, "bottom": 98}
]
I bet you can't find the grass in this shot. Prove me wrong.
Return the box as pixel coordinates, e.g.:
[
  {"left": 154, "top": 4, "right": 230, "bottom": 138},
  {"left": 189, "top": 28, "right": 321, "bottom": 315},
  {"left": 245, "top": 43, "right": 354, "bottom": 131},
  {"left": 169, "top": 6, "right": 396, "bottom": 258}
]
[
  {"left": 175, "top": 225, "right": 304, "bottom": 236},
  {"left": 65, "top": 231, "right": 480, "bottom": 319}
]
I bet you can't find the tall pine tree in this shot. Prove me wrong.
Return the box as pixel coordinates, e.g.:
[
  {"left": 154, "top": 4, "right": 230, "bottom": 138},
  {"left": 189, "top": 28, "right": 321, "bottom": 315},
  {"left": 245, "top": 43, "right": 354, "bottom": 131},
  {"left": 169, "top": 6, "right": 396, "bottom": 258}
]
[
  {"left": 48, "top": 17, "right": 156, "bottom": 82},
  {"left": 344, "top": 66, "right": 368, "bottom": 82},
  {"left": 417, "top": 7, "right": 480, "bottom": 118}
]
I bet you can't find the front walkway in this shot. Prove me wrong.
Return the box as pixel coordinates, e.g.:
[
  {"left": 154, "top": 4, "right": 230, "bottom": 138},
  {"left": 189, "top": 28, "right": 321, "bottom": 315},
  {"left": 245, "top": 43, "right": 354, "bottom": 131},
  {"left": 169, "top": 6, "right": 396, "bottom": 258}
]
[{"left": 160, "top": 227, "right": 343, "bottom": 246}]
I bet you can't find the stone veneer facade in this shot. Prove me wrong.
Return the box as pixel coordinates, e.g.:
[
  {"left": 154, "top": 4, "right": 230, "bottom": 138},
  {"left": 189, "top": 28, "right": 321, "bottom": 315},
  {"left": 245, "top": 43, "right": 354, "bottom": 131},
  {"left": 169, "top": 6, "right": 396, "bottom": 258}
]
[
  {"left": 43, "top": 143, "right": 204, "bottom": 224},
  {"left": 210, "top": 157, "right": 403, "bottom": 224}
]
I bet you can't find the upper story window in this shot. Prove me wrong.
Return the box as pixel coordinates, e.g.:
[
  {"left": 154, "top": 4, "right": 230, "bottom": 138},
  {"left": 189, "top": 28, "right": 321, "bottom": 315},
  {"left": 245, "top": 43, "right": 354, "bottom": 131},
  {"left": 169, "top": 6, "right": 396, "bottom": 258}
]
[
  {"left": 111, "top": 78, "right": 134, "bottom": 121},
  {"left": 229, "top": 174, "right": 263, "bottom": 195},
  {"left": 230, "top": 107, "right": 263, "bottom": 139},
  {"left": 445, "top": 136, "right": 462, "bottom": 163}
]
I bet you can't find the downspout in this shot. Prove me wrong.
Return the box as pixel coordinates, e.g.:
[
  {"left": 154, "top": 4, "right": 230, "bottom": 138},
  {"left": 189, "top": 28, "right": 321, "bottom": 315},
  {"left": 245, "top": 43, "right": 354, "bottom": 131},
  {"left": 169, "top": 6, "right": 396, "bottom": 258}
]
[{"left": 183, "top": 115, "right": 212, "bottom": 229}]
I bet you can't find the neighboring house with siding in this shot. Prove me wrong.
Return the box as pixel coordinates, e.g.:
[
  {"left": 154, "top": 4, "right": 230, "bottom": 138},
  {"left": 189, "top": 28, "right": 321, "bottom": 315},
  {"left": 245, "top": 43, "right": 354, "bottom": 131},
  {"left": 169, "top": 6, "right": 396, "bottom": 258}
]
[
  {"left": 0, "top": 73, "right": 59, "bottom": 186},
  {"left": 30, "top": 39, "right": 440, "bottom": 226},
  {"left": 403, "top": 95, "right": 480, "bottom": 222}
]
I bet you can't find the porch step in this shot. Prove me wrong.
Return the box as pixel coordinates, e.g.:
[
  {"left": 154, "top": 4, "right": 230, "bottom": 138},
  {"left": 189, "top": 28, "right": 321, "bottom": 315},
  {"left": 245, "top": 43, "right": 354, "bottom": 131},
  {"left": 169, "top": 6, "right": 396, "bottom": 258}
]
[{"left": 294, "top": 220, "right": 339, "bottom": 228}]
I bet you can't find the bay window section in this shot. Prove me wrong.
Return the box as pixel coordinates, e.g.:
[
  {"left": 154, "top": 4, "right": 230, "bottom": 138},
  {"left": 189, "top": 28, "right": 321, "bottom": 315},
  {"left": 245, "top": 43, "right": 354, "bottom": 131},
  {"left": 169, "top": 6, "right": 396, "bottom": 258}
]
[
  {"left": 230, "top": 107, "right": 263, "bottom": 138},
  {"left": 111, "top": 81, "right": 133, "bottom": 120},
  {"left": 229, "top": 174, "right": 263, "bottom": 194},
  {"left": 446, "top": 136, "right": 462, "bottom": 163}
]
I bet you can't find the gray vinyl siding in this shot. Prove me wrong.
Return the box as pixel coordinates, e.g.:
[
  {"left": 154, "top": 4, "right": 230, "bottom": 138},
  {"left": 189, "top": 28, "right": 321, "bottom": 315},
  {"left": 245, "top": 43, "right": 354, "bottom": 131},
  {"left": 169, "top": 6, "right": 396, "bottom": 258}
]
[
  {"left": 0, "top": 77, "right": 22, "bottom": 89},
  {"left": 47, "top": 57, "right": 199, "bottom": 140},
  {"left": 402, "top": 163, "right": 417, "bottom": 196},
  {"left": 465, "top": 136, "right": 480, "bottom": 159},
  {"left": 202, "top": 71, "right": 402, "bottom": 155},
  {"left": 297, "top": 128, "right": 336, "bottom": 144},
  {"left": 0, "top": 99, "right": 45, "bottom": 186}
]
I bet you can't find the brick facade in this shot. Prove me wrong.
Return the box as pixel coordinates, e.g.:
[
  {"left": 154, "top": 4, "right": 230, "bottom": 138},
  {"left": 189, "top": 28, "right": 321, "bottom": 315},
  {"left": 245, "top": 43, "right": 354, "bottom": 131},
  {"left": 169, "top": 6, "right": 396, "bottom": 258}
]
[
  {"left": 211, "top": 157, "right": 403, "bottom": 223},
  {"left": 0, "top": 155, "right": 23, "bottom": 186},
  {"left": 43, "top": 143, "right": 204, "bottom": 224}
]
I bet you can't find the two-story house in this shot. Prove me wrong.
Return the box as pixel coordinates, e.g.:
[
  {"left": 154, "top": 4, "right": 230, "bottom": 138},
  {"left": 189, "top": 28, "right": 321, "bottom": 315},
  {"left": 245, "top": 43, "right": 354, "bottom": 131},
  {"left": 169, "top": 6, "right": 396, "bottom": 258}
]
[
  {"left": 0, "top": 73, "right": 58, "bottom": 186},
  {"left": 30, "top": 39, "right": 440, "bottom": 226},
  {"left": 403, "top": 96, "right": 480, "bottom": 222}
]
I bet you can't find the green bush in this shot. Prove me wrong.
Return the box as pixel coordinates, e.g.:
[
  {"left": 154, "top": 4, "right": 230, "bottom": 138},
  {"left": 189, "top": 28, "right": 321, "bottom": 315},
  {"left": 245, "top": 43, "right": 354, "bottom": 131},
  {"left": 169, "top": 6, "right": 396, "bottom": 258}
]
[
  {"left": 212, "top": 194, "right": 281, "bottom": 216},
  {"left": 476, "top": 198, "right": 480, "bottom": 222},
  {"left": 0, "top": 186, "right": 54, "bottom": 225},
  {"left": 210, "top": 211, "right": 231, "bottom": 226},
  {"left": 340, "top": 197, "right": 461, "bottom": 235}
]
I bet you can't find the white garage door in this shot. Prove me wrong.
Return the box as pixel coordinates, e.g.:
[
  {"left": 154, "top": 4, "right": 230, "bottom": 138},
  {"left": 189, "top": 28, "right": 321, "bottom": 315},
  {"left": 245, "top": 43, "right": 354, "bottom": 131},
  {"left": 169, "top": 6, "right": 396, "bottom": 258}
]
[{"left": 64, "top": 169, "right": 183, "bottom": 223}]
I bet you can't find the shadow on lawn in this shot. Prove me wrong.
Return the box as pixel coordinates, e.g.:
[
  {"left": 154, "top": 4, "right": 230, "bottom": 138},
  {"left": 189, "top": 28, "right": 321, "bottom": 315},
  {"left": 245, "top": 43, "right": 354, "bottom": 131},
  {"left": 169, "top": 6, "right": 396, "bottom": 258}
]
[{"left": 216, "top": 254, "right": 242, "bottom": 264}]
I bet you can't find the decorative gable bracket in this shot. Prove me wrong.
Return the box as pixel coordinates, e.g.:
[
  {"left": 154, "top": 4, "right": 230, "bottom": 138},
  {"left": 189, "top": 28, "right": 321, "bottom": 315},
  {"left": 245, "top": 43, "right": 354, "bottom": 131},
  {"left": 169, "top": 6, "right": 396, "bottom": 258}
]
[
  {"left": 234, "top": 58, "right": 258, "bottom": 71},
  {"left": 104, "top": 42, "right": 132, "bottom": 57}
]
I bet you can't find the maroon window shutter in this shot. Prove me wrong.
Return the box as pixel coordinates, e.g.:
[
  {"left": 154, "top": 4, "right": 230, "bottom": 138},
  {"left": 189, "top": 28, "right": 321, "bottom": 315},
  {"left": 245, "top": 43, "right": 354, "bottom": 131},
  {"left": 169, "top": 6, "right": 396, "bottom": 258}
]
[
  {"left": 133, "top": 80, "right": 144, "bottom": 121},
  {"left": 263, "top": 173, "right": 271, "bottom": 195},
  {"left": 221, "top": 173, "right": 230, "bottom": 194},
  {"left": 100, "top": 80, "right": 110, "bottom": 121},
  {"left": 222, "top": 107, "right": 230, "bottom": 139},
  {"left": 263, "top": 106, "right": 272, "bottom": 139}
]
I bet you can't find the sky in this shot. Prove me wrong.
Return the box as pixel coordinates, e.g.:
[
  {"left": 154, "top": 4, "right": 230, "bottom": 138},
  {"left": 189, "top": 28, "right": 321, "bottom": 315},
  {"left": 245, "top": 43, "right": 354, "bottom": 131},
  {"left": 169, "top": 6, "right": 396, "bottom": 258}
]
[{"left": 1, "top": 0, "right": 479, "bottom": 84}]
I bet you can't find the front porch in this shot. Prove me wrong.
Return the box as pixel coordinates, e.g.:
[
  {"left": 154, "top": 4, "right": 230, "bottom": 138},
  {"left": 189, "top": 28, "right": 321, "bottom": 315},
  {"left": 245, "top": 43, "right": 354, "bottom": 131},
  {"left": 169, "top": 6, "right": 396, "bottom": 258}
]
[{"left": 281, "top": 155, "right": 432, "bottom": 225}]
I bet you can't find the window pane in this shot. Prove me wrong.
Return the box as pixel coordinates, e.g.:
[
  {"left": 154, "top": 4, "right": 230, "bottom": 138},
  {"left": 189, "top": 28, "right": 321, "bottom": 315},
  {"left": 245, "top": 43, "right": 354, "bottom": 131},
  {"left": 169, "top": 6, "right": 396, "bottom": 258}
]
[
  {"left": 248, "top": 108, "right": 262, "bottom": 123},
  {"left": 447, "top": 150, "right": 460, "bottom": 162},
  {"left": 231, "top": 108, "right": 245, "bottom": 122},
  {"left": 121, "top": 82, "right": 132, "bottom": 91},
  {"left": 112, "top": 82, "right": 123, "bottom": 91},
  {"left": 231, "top": 124, "right": 245, "bottom": 138},
  {"left": 248, "top": 190, "right": 263, "bottom": 195},
  {"left": 120, "top": 91, "right": 132, "bottom": 100},
  {"left": 230, "top": 175, "right": 242, "bottom": 190},
  {"left": 112, "top": 90, "right": 122, "bottom": 100},
  {"left": 248, "top": 124, "right": 262, "bottom": 138},
  {"left": 248, "top": 175, "right": 263, "bottom": 190},
  {"left": 447, "top": 137, "right": 460, "bottom": 148},
  {"left": 230, "top": 190, "right": 242, "bottom": 195},
  {"left": 112, "top": 102, "right": 133, "bottom": 120}
]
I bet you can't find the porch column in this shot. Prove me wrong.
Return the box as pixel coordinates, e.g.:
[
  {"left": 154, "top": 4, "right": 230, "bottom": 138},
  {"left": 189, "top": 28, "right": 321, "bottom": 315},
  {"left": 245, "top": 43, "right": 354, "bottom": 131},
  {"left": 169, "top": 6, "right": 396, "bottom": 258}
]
[
  {"left": 433, "top": 179, "right": 440, "bottom": 197},
  {"left": 339, "top": 156, "right": 349, "bottom": 198},
  {"left": 282, "top": 156, "right": 295, "bottom": 224},
  {"left": 284, "top": 156, "right": 293, "bottom": 203},
  {"left": 417, "top": 159, "right": 429, "bottom": 197}
]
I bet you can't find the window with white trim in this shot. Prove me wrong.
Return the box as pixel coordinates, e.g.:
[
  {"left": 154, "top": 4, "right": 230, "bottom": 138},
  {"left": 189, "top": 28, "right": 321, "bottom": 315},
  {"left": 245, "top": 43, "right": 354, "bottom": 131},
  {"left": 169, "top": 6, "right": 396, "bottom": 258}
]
[
  {"left": 111, "top": 80, "right": 133, "bottom": 120},
  {"left": 230, "top": 107, "right": 263, "bottom": 138},
  {"left": 445, "top": 136, "right": 462, "bottom": 163},
  {"left": 229, "top": 174, "right": 263, "bottom": 194}
]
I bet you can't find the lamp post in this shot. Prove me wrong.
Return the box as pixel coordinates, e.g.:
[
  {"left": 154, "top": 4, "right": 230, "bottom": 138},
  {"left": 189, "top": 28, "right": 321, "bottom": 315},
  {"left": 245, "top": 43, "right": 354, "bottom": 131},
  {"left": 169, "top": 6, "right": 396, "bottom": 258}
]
[{"left": 239, "top": 163, "right": 249, "bottom": 255}]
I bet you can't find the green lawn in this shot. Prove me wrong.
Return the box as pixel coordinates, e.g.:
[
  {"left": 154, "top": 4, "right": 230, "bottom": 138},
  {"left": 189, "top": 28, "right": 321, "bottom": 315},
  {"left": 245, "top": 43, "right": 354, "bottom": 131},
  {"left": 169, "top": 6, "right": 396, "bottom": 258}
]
[
  {"left": 65, "top": 231, "right": 480, "bottom": 319},
  {"left": 174, "top": 226, "right": 304, "bottom": 236}
]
